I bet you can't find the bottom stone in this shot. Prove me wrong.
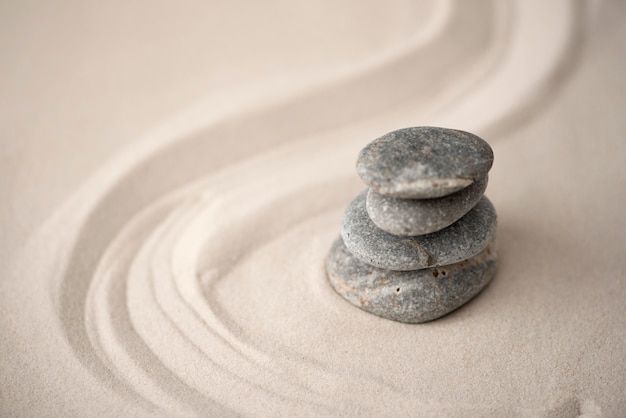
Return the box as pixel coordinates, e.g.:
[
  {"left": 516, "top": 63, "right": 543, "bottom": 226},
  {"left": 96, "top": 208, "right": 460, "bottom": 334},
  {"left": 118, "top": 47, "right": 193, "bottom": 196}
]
[{"left": 325, "top": 237, "right": 497, "bottom": 323}]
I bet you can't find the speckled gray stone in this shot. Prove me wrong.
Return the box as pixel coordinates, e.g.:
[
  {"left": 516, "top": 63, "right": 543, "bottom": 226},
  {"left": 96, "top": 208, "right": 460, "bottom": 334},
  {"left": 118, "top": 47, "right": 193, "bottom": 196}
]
[
  {"left": 356, "top": 127, "right": 493, "bottom": 199},
  {"left": 326, "top": 237, "right": 497, "bottom": 323},
  {"left": 366, "top": 176, "right": 488, "bottom": 236},
  {"left": 341, "top": 191, "right": 497, "bottom": 270}
]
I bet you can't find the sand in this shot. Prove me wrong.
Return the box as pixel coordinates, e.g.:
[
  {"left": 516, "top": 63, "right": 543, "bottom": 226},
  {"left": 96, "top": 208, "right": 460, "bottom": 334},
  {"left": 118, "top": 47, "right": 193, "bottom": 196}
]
[{"left": 1, "top": 0, "right": 625, "bottom": 416}]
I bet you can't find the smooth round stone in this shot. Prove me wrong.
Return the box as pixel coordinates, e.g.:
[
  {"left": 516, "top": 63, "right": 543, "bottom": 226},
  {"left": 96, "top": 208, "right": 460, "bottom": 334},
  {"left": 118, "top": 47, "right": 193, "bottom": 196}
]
[
  {"left": 356, "top": 126, "right": 493, "bottom": 199},
  {"left": 366, "top": 176, "right": 488, "bottom": 236},
  {"left": 326, "top": 237, "right": 497, "bottom": 324},
  {"left": 341, "top": 191, "right": 497, "bottom": 270}
]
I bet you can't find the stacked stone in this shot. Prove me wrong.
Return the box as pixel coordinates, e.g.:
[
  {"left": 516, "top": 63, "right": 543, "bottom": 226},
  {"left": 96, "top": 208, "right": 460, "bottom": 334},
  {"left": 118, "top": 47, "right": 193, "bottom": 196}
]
[{"left": 326, "top": 127, "right": 498, "bottom": 323}]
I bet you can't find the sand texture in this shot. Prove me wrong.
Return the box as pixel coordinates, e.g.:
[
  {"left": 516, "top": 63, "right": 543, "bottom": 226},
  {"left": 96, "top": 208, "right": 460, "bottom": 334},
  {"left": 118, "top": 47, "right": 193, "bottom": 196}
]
[{"left": 1, "top": 0, "right": 625, "bottom": 416}]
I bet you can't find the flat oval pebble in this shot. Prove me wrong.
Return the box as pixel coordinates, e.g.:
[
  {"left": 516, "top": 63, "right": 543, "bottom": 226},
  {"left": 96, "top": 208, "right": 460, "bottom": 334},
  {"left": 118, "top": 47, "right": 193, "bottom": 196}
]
[
  {"left": 366, "top": 176, "right": 488, "bottom": 236},
  {"left": 356, "top": 126, "right": 493, "bottom": 198},
  {"left": 326, "top": 237, "right": 497, "bottom": 323},
  {"left": 341, "top": 191, "right": 497, "bottom": 270}
]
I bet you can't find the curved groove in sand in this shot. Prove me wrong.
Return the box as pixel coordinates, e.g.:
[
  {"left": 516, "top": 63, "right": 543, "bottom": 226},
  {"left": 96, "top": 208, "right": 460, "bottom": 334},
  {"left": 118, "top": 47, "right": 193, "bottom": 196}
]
[{"left": 9, "top": 0, "right": 589, "bottom": 415}]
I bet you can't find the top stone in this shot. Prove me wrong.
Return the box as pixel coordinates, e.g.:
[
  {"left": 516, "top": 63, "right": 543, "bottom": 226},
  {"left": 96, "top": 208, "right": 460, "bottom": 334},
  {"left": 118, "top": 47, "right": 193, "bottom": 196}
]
[{"left": 356, "top": 127, "right": 494, "bottom": 199}]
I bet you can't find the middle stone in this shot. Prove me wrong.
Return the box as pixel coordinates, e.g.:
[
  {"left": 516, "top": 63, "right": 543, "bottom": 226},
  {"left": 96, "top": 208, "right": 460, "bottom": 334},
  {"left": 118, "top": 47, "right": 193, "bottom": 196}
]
[{"left": 366, "top": 176, "right": 488, "bottom": 236}]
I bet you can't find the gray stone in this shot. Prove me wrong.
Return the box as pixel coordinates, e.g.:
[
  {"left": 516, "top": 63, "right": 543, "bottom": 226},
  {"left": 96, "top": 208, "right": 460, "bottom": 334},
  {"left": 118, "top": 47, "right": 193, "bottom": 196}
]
[
  {"left": 341, "top": 191, "right": 497, "bottom": 270},
  {"left": 326, "top": 237, "right": 497, "bottom": 323},
  {"left": 366, "top": 176, "right": 488, "bottom": 236},
  {"left": 356, "top": 126, "right": 493, "bottom": 199}
]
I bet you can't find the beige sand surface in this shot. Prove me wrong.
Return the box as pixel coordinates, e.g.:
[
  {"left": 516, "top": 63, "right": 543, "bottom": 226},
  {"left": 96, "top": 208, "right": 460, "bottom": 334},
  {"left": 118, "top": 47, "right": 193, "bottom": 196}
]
[{"left": 1, "top": 0, "right": 625, "bottom": 416}]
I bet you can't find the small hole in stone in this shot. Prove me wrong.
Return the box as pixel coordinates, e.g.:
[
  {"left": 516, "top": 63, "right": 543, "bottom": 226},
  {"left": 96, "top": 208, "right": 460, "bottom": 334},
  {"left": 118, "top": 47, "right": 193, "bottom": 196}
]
[
  {"left": 441, "top": 270, "right": 447, "bottom": 276},
  {"left": 396, "top": 288, "right": 400, "bottom": 292},
  {"left": 432, "top": 269, "right": 439, "bottom": 278}
]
